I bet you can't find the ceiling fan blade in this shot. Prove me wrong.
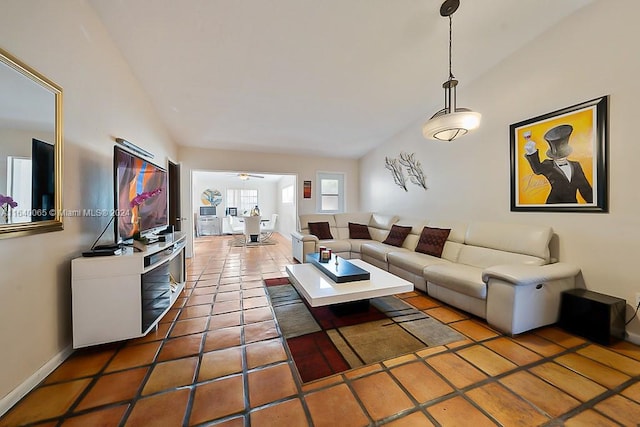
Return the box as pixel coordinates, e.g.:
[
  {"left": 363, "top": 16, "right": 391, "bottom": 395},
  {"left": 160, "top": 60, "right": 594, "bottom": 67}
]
[{"left": 235, "top": 172, "right": 264, "bottom": 180}]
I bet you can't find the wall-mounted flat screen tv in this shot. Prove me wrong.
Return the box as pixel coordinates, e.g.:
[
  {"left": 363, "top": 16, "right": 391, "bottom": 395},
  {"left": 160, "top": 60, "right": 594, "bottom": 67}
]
[{"left": 114, "top": 146, "right": 168, "bottom": 242}]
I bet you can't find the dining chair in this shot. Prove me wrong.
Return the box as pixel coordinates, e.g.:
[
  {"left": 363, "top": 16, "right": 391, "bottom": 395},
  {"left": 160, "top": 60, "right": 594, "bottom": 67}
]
[
  {"left": 260, "top": 213, "right": 278, "bottom": 242},
  {"left": 227, "top": 215, "right": 245, "bottom": 245},
  {"left": 243, "top": 215, "right": 262, "bottom": 244}
]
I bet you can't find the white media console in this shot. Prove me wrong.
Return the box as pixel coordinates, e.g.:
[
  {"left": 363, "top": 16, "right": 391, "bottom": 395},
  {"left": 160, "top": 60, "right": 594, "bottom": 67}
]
[{"left": 71, "top": 232, "right": 186, "bottom": 348}]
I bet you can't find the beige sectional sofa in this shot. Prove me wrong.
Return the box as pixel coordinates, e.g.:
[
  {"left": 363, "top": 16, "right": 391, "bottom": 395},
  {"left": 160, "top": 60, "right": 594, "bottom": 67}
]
[{"left": 291, "top": 212, "right": 581, "bottom": 335}]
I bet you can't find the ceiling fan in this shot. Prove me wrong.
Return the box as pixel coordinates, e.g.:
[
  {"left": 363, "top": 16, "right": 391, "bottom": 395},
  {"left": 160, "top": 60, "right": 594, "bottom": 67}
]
[{"left": 235, "top": 173, "right": 264, "bottom": 180}]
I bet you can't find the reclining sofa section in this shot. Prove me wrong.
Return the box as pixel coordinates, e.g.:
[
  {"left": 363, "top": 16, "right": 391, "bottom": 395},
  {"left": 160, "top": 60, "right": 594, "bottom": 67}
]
[{"left": 291, "top": 212, "right": 580, "bottom": 335}]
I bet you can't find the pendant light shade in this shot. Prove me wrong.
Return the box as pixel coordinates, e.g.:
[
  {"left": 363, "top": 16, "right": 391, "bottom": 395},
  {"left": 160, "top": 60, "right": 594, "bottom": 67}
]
[
  {"left": 423, "top": 109, "right": 481, "bottom": 141},
  {"left": 423, "top": 0, "right": 481, "bottom": 142}
]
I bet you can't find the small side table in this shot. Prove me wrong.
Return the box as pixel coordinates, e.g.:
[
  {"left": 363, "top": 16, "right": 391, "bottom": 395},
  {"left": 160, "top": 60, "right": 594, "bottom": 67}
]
[
  {"left": 558, "top": 289, "right": 625, "bottom": 345},
  {"left": 197, "top": 216, "right": 221, "bottom": 236}
]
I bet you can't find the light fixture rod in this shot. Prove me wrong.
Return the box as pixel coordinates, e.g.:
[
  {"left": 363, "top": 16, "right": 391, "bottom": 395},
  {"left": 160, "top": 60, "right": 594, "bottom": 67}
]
[
  {"left": 115, "top": 137, "right": 154, "bottom": 159},
  {"left": 448, "top": 15, "right": 454, "bottom": 80},
  {"left": 445, "top": 13, "right": 456, "bottom": 114},
  {"left": 443, "top": 80, "right": 457, "bottom": 114}
]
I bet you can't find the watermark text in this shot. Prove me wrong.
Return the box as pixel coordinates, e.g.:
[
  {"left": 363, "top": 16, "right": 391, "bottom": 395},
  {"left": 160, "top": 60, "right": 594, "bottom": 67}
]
[{"left": 10, "top": 208, "right": 131, "bottom": 218}]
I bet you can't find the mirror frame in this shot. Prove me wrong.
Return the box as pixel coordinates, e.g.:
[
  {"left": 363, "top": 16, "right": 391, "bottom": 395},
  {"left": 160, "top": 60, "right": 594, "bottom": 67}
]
[{"left": 0, "top": 47, "right": 63, "bottom": 238}]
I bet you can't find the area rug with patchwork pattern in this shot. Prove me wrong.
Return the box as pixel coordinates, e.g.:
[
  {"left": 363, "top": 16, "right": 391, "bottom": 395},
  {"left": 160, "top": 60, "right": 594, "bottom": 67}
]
[{"left": 265, "top": 278, "right": 465, "bottom": 383}]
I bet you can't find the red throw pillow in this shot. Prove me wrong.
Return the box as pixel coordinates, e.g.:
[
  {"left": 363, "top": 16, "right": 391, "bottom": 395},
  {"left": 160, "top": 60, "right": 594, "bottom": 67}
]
[
  {"left": 348, "top": 222, "right": 372, "bottom": 239},
  {"left": 415, "top": 226, "right": 451, "bottom": 257},
  {"left": 308, "top": 222, "right": 333, "bottom": 240},
  {"left": 382, "top": 225, "right": 412, "bottom": 247}
]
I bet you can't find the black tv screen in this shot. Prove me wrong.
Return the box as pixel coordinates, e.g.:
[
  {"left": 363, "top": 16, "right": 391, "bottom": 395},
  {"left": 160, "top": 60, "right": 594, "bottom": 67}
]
[
  {"left": 114, "top": 146, "right": 168, "bottom": 242},
  {"left": 31, "top": 139, "right": 55, "bottom": 221}
]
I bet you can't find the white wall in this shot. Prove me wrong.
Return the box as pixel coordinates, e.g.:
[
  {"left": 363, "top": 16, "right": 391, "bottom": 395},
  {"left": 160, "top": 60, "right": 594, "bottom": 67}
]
[
  {"left": 179, "top": 146, "right": 360, "bottom": 256},
  {"left": 0, "top": 0, "right": 177, "bottom": 409},
  {"left": 360, "top": 0, "right": 640, "bottom": 341}
]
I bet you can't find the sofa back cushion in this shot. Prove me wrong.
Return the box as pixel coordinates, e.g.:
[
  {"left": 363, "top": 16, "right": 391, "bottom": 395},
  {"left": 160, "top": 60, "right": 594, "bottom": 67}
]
[
  {"left": 383, "top": 224, "right": 413, "bottom": 247},
  {"left": 441, "top": 242, "right": 464, "bottom": 263},
  {"left": 464, "top": 221, "right": 552, "bottom": 262},
  {"left": 299, "top": 214, "right": 338, "bottom": 239},
  {"left": 367, "top": 213, "right": 399, "bottom": 242},
  {"left": 457, "top": 245, "right": 546, "bottom": 268},
  {"left": 427, "top": 220, "right": 467, "bottom": 244},
  {"left": 415, "top": 227, "right": 451, "bottom": 257},
  {"left": 334, "top": 212, "right": 373, "bottom": 240},
  {"left": 369, "top": 228, "right": 388, "bottom": 242},
  {"left": 334, "top": 212, "right": 373, "bottom": 228},
  {"left": 392, "top": 217, "right": 429, "bottom": 250},
  {"left": 308, "top": 222, "right": 334, "bottom": 240},
  {"left": 424, "top": 220, "right": 467, "bottom": 263},
  {"left": 348, "top": 222, "right": 372, "bottom": 239},
  {"left": 299, "top": 214, "right": 336, "bottom": 230},
  {"left": 369, "top": 213, "right": 399, "bottom": 229}
]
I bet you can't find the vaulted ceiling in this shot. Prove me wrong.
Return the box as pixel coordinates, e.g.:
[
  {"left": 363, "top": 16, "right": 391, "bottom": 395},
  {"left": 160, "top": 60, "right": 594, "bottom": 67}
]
[{"left": 89, "top": 0, "right": 592, "bottom": 158}]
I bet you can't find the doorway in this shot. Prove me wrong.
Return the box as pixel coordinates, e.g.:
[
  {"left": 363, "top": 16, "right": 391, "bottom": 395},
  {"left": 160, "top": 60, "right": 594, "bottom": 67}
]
[{"left": 191, "top": 170, "right": 297, "bottom": 239}]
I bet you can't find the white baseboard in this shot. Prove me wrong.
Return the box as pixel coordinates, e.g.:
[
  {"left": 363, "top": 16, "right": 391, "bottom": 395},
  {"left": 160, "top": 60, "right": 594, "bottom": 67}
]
[{"left": 0, "top": 345, "right": 74, "bottom": 417}]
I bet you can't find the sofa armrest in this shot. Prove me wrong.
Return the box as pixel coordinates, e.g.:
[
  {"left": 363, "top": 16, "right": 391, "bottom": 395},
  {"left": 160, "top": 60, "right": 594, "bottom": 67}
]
[
  {"left": 482, "top": 263, "right": 581, "bottom": 286},
  {"left": 291, "top": 231, "right": 318, "bottom": 243},
  {"left": 291, "top": 231, "right": 319, "bottom": 263},
  {"left": 484, "top": 262, "right": 581, "bottom": 335}
]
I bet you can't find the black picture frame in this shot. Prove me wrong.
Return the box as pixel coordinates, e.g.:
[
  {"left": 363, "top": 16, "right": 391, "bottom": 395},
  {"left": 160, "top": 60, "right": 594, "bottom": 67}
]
[{"left": 509, "top": 96, "right": 608, "bottom": 212}]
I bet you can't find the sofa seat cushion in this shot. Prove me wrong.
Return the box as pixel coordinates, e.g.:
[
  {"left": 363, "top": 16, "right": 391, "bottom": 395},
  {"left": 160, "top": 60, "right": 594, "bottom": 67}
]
[
  {"left": 347, "top": 239, "right": 377, "bottom": 254},
  {"left": 387, "top": 251, "right": 450, "bottom": 275},
  {"left": 317, "top": 239, "right": 352, "bottom": 254},
  {"left": 361, "top": 242, "right": 409, "bottom": 262},
  {"left": 424, "top": 263, "right": 486, "bottom": 299}
]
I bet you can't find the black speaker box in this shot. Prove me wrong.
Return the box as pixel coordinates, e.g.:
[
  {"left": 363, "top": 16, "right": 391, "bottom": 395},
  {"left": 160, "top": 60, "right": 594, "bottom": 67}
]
[{"left": 558, "top": 289, "right": 626, "bottom": 345}]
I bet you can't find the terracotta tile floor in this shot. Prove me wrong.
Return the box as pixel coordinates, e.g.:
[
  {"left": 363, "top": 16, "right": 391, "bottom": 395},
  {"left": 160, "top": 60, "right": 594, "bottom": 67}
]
[{"left": 3, "top": 233, "right": 640, "bottom": 426}]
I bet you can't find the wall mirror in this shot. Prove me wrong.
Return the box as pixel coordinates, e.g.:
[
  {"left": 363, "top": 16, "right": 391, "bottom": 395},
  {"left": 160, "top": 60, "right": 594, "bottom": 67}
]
[{"left": 0, "top": 47, "right": 63, "bottom": 238}]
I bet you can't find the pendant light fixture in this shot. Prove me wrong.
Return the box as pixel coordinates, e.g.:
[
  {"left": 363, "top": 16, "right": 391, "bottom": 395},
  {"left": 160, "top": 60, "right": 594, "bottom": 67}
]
[{"left": 422, "top": 0, "right": 481, "bottom": 142}]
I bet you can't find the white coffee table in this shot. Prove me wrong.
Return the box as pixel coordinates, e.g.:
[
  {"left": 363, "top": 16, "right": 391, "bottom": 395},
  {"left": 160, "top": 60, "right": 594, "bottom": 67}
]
[{"left": 285, "top": 258, "right": 413, "bottom": 307}]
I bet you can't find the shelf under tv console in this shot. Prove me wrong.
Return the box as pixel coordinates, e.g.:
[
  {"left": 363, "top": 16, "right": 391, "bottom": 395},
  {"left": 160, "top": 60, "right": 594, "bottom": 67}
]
[{"left": 71, "top": 232, "right": 186, "bottom": 348}]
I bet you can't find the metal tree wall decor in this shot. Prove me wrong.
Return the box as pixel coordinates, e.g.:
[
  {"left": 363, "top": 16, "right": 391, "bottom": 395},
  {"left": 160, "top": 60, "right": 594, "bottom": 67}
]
[
  {"left": 385, "top": 156, "right": 407, "bottom": 191},
  {"left": 399, "top": 152, "right": 427, "bottom": 190},
  {"left": 385, "top": 152, "right": 427, "bottom": 191}
]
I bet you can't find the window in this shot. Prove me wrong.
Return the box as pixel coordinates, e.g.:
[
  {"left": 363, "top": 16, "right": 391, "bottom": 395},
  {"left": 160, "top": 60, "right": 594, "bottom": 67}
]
[
  {"left": 282, "top": 185, "right": 294, "bottom": 204},
  {"left": 226, "top": 188, "right": 258, "bottom": 215},
  {"left": 317, "top": 172, "right": 344, "bottom": 213}
]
